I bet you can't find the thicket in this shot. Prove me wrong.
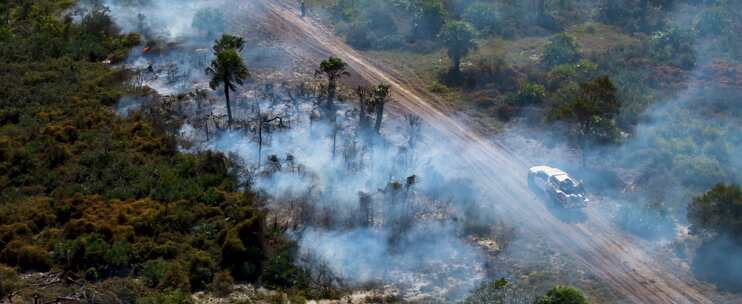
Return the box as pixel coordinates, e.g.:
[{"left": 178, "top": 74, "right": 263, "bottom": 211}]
[
  {"left": 687, "top": 184, "right": 742, "bottom": 291},
  {"left": 0, "top": 1, "right": 307, "bottom": 301}
]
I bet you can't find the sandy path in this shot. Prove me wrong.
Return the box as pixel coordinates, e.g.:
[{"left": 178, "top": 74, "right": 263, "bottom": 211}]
[{"left": 244, "top": 1, "right": 714, "bottom": 303}]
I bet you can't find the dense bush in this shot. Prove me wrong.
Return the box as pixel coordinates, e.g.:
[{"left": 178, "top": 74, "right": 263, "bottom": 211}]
[
  {"left": 209, "top": 271, "right": 235, "bottom": 297},
  {"left": 0, "top": 241, "right": 51, "bottom": 272},
  {"left": 534, "top": 285, "right": 589, "bottom": 304},
  {"left": 0, "top": 264, "right": 23, "bottom": 300},
  {"left": 688, "top": 184, "right": 742, "bottom": 291},
  {"left": 0, "top": 1, "right": 302, "bottom": 302},
  {"left": 514, "top": 82, "right": 546, "bottom": 106}
]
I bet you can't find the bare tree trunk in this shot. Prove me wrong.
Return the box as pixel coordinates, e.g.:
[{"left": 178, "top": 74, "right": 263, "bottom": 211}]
[
  {"left": 452, "top": 54, "right": 461, "bottom": 74},
  {"left": 374, "top": 101, "right": 385, "bottom": 134},
  {"left": 332, "top": 123, "right": 337, "bottom": 160},
  {"left": 258, "top": 116, "right": 263, "bottom": 168},
  {"left": 326, "top": 78, "right": 337, "bottom": 122},
  {"left": 224, "top": 83, "right": 233, "bottom": 128}
]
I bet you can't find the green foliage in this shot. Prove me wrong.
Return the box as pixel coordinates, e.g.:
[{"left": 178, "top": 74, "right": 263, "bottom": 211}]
[
  {"left": 260, "top": 240, "right": 309, "bottom": 290},
  {"left": 550, "top": 76, "right": 621, "bottom": 146},
  {"left": 534, "top": 285, "right": 589, "bottom": 304},
  {"left": 192, "top": 7, "right": 226, "bottom": 38},
  {"left": 514, "top": 82, "right": 546, "bottom": 106},
  {"left": 688, "top": 184, "right": 742, "bottom": 291},
  {"left": 542, "top": 33, "right": 580, "bottom": 67},
  {"left": 220, "top": 215, "right": 265, "bottom": 281},
  {"left": 142, "top": 259, "right": 170, "bottom": 288},
  {"left": 0, "top": 241, "right": 51, "bottom": 272},
  {"left": 207, "top": 49, "right": 250, "bottom": 93},
  {"left": 213, "top": 34, "right": 246, "bottom": 54},
  {"left": 688, "top": 184, "right": 742, "bottom": 238},
  {"left": 207, "top": 46, "right": 250, "bottom": 125},
  {"left": 136, "top": 290, "right": 193, "bottom": 304},
  {"left": 317, "top": 56, "right": 349, "bottom": 79},
  {"left": 0, "top": 264, "right": 23, "bottom": 299},
  {"left": 438, "top": 21, "right": 477, "bottom": 73},
  {"left": 0, "top": 1, "right": 287, "bottom": 300}
]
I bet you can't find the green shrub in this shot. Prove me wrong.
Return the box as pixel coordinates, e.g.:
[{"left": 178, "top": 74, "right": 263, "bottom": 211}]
[
  {"left": 135, "top": 290, "right": 193, "bottom": 304},
  {"left": 142, "top": 259, "right": 170, "bottom": 288},
  {"left": 0, "top": 241, "right": 51, "bottom": 271},
  {"left": 188, "top": 250, "right": 216, "bottom": 291},
  {"left": 0, "top": 264, "right": 23, "bottom": 299},
  {"left": 220, "top": 215, "right": 264, "bottom": 281},
  {"left": 160, "top": 261, "right": 191, "bottom": 291},
  {"left": 209, "top": 271, "right": 234, "bottom": 297},
  {"left": 514, "top": 82, "right": 546, "bottom": 106},
  {"left": 535, "top": 285, "right": 589, "bottom": 304}
]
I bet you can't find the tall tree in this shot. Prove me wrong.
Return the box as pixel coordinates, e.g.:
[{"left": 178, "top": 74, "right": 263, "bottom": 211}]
[
  {"left": 315, "top": 57, "right": 349, "bottom": 119},
  {"left": 438, "top": 21, "right": 477, "bottom": 74},
  {"left": 206, "top": 48, "right": 249, "bottom": 127}
]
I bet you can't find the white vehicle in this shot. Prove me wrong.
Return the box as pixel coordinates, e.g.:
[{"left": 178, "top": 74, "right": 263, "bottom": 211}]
[{"left": 528, "top": 166, "right": 589, "bottom": 208}]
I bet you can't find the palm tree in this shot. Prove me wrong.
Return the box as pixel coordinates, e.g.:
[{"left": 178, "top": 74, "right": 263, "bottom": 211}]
[
  {"left": 315, "top": 57, "right": 349, "bottom": 117},
  {"left": 213, "top": 34, "right": 245, "bottom": 54},
  {"left": 206, "top": 48, "right": 249, "bottom": 127},
  {"left": 438, "top": 21, "right": 477, "bottom": 74}
]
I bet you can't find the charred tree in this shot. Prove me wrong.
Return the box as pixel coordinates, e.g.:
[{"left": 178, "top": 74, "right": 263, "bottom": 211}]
[
  {"left": 355, "top": 86, "right": 372, "bottom": 133},
  {"left": 372, "top": 84, "right": 391, "bottom": 135},
  {"left": 315, "top": 57, "right": 349, "bottom": 122},
  {"left": 358, "top": 191, "right": 373, "bottom": 227}
]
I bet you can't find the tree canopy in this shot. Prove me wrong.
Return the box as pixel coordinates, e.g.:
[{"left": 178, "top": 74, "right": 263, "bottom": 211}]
[
  {"left": 207, "top": 47, "right": 250, "bottom": 126},
  {"left": 439, "top": 20, "right": 478, "bottom": 74}
]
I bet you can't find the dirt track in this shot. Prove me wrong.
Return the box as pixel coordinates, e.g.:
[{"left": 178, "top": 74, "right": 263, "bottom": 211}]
[{"left": 244, "top": 1, "right": 715, "bottom": 303}]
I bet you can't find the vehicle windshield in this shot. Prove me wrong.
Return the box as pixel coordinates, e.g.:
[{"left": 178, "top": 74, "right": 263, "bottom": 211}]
[{"left": 559, "top": 178, "right": 583, "bottom": 194}]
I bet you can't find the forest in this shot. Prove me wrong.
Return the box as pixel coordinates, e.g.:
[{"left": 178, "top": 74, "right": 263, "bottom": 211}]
[{"left": 1, "top": 0, "right": 741, "bottom": 303}]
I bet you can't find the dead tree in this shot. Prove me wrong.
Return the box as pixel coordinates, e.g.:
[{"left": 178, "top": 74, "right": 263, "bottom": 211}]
[
  {"left": 256, "top": 114, "right": 284, "bottom": 168},
  {"left": 358, "top": 191, "right": 373, "bottom": 227},
  {"left": 372, "top": 84, "right": 391, "bottom": 134},
  {"left": 355, "top": 86, "right": 372, "bottom": 133},
  {"left": 405, "top": 114, "right": 422, "bottom": 150}
]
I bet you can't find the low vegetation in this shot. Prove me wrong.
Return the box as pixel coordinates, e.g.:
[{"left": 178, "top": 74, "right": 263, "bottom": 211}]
[{"left": 0, "top": 1, "right": 309, "bottom": 302}]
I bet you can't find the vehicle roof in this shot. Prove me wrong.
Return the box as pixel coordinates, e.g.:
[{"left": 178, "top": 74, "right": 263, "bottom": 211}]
[{"left": 529, "top": 165, "right": 568, "bottom": 177}]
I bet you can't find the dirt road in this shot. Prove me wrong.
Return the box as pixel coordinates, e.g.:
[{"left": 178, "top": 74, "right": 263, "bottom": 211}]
[{"left": 245, "top": 1, "right": 714, "bottom": 303}]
